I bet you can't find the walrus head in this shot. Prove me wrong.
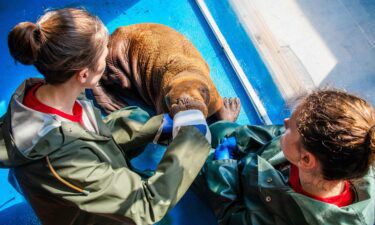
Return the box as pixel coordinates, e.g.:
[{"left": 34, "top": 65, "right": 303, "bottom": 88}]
[{"left": 164, "top": 77, "right": 210, "bottom": 117}]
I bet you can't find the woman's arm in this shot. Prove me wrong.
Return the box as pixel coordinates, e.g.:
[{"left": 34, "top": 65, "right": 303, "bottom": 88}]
[
  {"left": 199, "top": 122, "right": 287, "bottom": 224},
  {"left": 30, "top": 125, "right": 210, "bottom": 225},
  {"left": 103, "top": 106, "right": 165, "bottom": 159},
  {"left": 204, "top": 159, "right": 278, "bottom": 225}
]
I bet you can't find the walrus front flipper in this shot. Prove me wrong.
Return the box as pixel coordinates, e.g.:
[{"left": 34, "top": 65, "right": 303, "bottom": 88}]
[
  {"left": 91, "top": 84, "right": 127, "bottom": 114},
  {"left": 214, "top": 97, "right": 241, "bottom": 122}
]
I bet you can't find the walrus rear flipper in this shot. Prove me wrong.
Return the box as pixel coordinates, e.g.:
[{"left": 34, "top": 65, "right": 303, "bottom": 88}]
[{"left": 91, "top": 84, "right": 127, "bottom": 114}]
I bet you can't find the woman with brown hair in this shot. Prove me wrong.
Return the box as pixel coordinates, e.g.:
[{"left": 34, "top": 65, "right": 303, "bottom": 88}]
[
  {"left": 0, "top": 8, "right": 212, "bottom": 225},
  {"left": 198, "top": 89, "right": 375, "bottom": 225}
]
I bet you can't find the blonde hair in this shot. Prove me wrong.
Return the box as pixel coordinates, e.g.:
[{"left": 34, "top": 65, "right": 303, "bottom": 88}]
[{"left": 8, "top": 8, "right": 108, "bottom": 84}]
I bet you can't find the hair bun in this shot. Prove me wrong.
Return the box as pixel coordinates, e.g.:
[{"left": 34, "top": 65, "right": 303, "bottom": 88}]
[{"left": 8, "top": 22, "right": 41, "bottom": 65}]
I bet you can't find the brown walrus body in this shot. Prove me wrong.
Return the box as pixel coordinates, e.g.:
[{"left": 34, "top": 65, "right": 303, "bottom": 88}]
[{"left": 94, "top": 23, "right": 224, "bottom": 117}]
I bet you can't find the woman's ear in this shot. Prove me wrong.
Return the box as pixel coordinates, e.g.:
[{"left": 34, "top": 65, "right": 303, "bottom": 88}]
[
  {"left": 297, "top": 150, "right": 317, "bottom": 170},
  {"left": 76, "top": 68, "right": 89, "bottom": 84}
]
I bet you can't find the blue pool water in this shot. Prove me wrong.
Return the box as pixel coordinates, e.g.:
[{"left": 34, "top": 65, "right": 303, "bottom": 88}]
[{"left": 0, "top": 0, "right": 286, "bottom": 224}]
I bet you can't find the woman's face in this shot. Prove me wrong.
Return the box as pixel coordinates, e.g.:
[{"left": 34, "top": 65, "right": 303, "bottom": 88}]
[
  {"left": 85, "top": 46, "right": 109, "bottom": 88},
  {"left": 281, "top": 113, "right": 303, "bottom": 165}
]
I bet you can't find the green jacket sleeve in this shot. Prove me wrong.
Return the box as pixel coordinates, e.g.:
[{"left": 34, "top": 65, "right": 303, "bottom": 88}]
[
  {"left": 204, "top": 159, "right": 282, "bottom": 225},
  {"left": 44, "top": 126, "right": 210, "bottom": 225},
  {"left": 201, "top": 122, "right": 286, "bottom": 225},
  {"left": 203, "top": 159, "right": 240, "bottom": 218},
  {"left": 210, "top": 121, "right": 284, "bottom": 158},
  {"left": 103, "top": 106, "right": 164, "bottom": 160}
]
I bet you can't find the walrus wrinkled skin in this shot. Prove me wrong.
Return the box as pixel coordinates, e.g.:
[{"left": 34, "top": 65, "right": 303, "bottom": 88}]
[{"left": 93, "top": 23, "right": 238, "bottom": 119}]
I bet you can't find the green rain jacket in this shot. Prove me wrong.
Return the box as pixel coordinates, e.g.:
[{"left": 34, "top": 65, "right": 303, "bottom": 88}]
[
  {"left": 195, "top": 121, "right": 375, "bottom": 225},
  {"left": 0, "top": 79, "right": 211, "bottom": 225}
]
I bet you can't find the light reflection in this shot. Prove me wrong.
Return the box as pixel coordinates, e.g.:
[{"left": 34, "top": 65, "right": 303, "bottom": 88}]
[
  {"left": 229, "top": 0, "right": 338, "bottom": 86},
  {"left": 0, "top": 101, "right": 6, "bottom": 117}
]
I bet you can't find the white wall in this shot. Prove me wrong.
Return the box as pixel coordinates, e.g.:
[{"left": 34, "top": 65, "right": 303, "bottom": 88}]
[{"left": 230, "top": 0, "right": 375, "bottom": 105}]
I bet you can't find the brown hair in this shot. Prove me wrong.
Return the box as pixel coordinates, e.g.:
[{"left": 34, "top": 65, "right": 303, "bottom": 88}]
[
  {"left": 8, "top": 8, "right": 108, "bottom": 84},
  {"left": 294, "top": 89, "right": 375, "bottom": 180}
]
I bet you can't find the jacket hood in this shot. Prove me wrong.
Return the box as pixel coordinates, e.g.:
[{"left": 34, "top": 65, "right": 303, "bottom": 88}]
[{"left": 0, "top": 78, "right": 111, "bottom": 168}]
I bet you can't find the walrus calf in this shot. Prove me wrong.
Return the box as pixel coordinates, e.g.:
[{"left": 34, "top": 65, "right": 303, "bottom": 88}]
[{"left": 93, "top": 23, "right": 240, "bottom": 121}]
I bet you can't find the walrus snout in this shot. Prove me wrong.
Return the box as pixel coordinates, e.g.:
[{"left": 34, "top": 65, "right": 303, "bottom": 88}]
[
  {"left": 165, "top": 79, "right": 211, "bottom": 117},
  {"left": 175, "top": 95, "right": 193, "bottom": 105},
  {"left": 168, "top": 95, "right": 208, "bottom": 117}
]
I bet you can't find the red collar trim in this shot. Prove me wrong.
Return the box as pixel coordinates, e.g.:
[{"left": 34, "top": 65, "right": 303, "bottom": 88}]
[{"left": 23, "top": 82, "right": 83, "bottom": 123}]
